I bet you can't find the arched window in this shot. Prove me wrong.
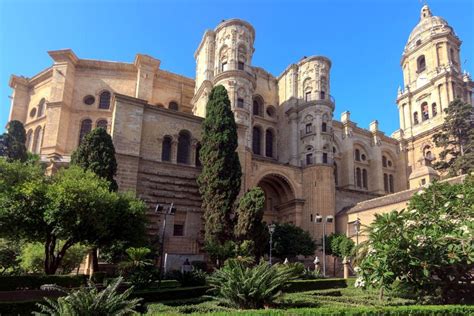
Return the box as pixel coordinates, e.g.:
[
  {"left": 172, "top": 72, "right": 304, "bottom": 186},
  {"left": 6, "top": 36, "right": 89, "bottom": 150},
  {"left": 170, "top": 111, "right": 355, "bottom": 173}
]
[
  {"left": 99, "top": 91, "right": 111, "bottom": 109},
  {"left": 355, "top": 149, "right": 361, "bottom": 161},
  {"left": 413, "top": 112, "right": 419, "bottom": 125},
  {"left": 32, "top": 126, "right": 42, "bottom": 154},
  {"left": 219, "top": 45, "right": 229, "bottom": 72},
  {"left": 78, "top": 119, "right": 92, "bottom": 144},
  {"left": 169, "top": 101, "right": 179, "bottom": 111},
  {"left": 26, "top": 129, "right": 33, "bottom": 151},
  {"left": 334, "top": 163, "right": 338, "bottom": 186},
  {"left": 195, "top": 142, "right": 202, "bottom": 167},
  {"left": 161, "top": 136, "right": 172, "bottom": 162},
  {"left": 96, "top": 119, "right": 108, "bottom": 130},
  {"left": 237, "top": 44, "right": 246, "bottom": 70},
  {"left": 417, "top": 55, "right": 426, "bottom": 73},
  {"left": 362, "top": 169, "right": 368, "bottom": 189},
  {"left": 432, "top": 103, "right": 437, "bottom": 117},
  {"left": 423, "top": 145, "right": 433, "bottom": 160},
  {"left": 322, "top": 122, "right": 327, "bottom": 132},
  {"left": 323, "top": 152, "right": 328, "bottom": 164},
  {"left": 252, "top": 126, "right": 261, "bottom": 155},
  {"left": 253, "top": 96, "right": 263, "bottom": 116},
  {"left": 389, "top": 174, "right": 394, "bottom": 193},
  {"left": 382, "top": 155, "right": 387, "bottom": 168},
  {"left": 177, "top": 131, "right": 191, "bottom": 164},
  {"left": 384, "top": 173, "right": 389, "bottom": 193},
  {"left": 265, "top": 129, "right": 274, "bottom": 158},
  {"left": 37, "top": 98, "right": 45, "bottom": 117},
  {"left": 421, "top": 102, "right": 429, "bottom": 121},
  {"left": 356, "top": 168, "right": 362, "bottom": 188},
  {"left": 320, "top": 76, "right": 327, "bottom": 99}
]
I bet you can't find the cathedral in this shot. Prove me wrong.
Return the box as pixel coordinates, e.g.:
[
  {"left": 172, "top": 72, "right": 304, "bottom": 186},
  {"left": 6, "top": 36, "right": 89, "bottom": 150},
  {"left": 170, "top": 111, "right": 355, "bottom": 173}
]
[{"left": 6, "top": 5, "right": 473, "bottom": 266}]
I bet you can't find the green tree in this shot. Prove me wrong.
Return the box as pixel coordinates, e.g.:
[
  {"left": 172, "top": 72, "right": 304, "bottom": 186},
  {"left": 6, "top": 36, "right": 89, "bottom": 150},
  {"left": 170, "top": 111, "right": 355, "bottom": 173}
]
[
  {"left": 234, "top": 187, "right": 265, "bottom": 240},
  {"left": 326, "top": 233, "right": 355, "bottom": 258},
  {"left": 433, "top": 99, "right": 474, "bottom": 176},
  {"left": 71, "top": 127, "right": 118, "bottom": 191},
  {"left": 272, "top": 223, "right": 316, "bottom": 259},
  {"left": 356, "top": 178, "right": 474, "bottom": 303},
  {"left": 1, "top": 120, "right": 27, "bottom": 162},
  {"left": 234, "top": 187, "right": 268, "bottom": 259},
  {"left": 197, "top": 85, "right": 242, "bottom": 243},
  {"left": 0, "top": 161, "right": 147, "bottom": 274},
  {"left": 0, "top": 238, "right": 21, "bottom": 275}
]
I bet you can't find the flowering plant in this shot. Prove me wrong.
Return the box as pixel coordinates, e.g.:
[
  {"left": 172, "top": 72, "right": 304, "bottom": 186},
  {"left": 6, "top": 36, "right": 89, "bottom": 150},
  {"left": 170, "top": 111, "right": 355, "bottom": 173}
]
[{"left": 354, "top": 177, "right": 473, "bottom": 302}]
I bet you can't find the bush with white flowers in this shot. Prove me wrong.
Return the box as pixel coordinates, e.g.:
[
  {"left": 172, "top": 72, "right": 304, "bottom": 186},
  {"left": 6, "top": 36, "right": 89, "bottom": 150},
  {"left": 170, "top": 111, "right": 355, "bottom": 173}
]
[{"left": 355, "top": 176, "right": 473, "bottom": 303}]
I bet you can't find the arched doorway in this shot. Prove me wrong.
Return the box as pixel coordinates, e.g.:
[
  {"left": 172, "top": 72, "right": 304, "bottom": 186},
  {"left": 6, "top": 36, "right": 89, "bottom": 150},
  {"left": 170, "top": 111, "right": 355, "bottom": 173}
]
[{"left": 257, "top": 173, "right": 298, "bottom": 224}]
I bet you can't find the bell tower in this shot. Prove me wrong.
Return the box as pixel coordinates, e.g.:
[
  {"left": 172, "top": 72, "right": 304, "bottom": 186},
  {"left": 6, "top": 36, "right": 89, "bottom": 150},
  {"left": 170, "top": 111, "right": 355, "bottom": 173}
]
[{"left": 396, "top": 5, "right": 473, "bottom": 188}]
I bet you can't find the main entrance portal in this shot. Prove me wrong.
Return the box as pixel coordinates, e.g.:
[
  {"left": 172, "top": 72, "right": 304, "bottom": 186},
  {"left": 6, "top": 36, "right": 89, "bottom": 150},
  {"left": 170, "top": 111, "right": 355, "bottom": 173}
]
[{"left": 257, "top": 173, "right": 301, "bottom": 224}]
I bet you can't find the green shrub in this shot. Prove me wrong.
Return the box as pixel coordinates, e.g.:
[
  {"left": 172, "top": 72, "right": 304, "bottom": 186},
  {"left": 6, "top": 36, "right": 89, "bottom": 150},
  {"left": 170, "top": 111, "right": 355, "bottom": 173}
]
[
  {"left": 0, "top": 300, "right": 39, "bottom": 315},
  {"left": 133, "top": 286, "right": 209, "bottom": 302},
  {"left": 208, "top": 259, "right": 297, "bottom": 309},
  {"left": 286, "top": 278, "right": 348, "bottom": 293},
  {"left": 172, "top": 305, "right": 474, "bottom": 315},
  {"left": 91, "top": 271, "right": 107, "bottom": 285},
  {"left": 34, "top": 277, "right": 142, "bottom": 316},
  {"left": 300, "top": 267, "right": 324, "bottom": 280},
  {"left": 166, "top": 269, "right": 207, "bottom": 287},
  {"left": 191, "top": 260, "right": 208, "bottom": 272},
  {"left": 0, "top": 274, "right": 87, "bottom": 291}
]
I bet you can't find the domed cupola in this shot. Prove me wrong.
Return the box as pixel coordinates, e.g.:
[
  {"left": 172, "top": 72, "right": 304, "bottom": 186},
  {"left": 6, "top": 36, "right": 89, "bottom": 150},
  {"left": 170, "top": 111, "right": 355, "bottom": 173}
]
[{"left": 404, "top": 5, "right": 456, "bottom": 54}]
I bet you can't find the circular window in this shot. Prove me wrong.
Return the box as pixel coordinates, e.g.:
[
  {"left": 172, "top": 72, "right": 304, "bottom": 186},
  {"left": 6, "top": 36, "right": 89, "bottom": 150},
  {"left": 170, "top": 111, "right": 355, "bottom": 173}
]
[
  {"left": 361, "top": 154, "right": 366, "bottom": 161},
  {"left": 266, "top": 106, "right": 275, "bottom": 117},
  {"left": 83, "top": 95, "right": 95, "bottom": 105},
  {"left": 388, "top": 161, "right": 392, "bottom": 167},
  {"left": 29, "top": 108, "right": 37, "bottom": 118}
]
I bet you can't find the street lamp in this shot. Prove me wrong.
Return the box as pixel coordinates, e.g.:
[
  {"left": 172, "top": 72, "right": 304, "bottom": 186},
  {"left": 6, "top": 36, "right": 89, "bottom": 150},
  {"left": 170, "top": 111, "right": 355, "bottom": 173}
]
[
  {"left": 268, "top": 223, "right": 276, "bottom": 265},
  {"left": 155, "top": 203, "right": 176, "bottom": 286},
  {"left": 315, "top": 214, "right": 333, "bottom": 277}
]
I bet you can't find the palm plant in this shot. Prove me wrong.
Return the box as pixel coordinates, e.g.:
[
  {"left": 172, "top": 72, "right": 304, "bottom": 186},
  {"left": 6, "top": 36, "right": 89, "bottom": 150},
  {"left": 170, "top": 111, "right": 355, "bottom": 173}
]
[
  {"left": 208, "top": 259, "right": 296, "bottom": 309},
  {"left": 34, "top": 277, "right": 142, "bottom": 316}
]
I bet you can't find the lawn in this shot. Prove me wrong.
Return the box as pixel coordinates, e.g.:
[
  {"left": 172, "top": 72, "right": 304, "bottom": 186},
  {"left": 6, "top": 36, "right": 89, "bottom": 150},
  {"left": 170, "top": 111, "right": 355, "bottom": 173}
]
[{"left": 145, "top": 286, "right": 466, "bottom": 315}]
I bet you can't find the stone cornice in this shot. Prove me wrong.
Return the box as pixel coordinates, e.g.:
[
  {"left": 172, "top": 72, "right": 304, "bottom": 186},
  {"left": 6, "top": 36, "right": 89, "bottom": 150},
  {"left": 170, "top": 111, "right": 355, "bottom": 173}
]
[{"left": 48, "top": 49, "right": 79, "bottom": 65}]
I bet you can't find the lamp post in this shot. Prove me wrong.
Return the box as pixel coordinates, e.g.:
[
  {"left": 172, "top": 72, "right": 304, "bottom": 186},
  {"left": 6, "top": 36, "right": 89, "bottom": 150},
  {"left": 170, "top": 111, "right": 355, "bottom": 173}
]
[
  {"left": 155, "top": 202, "right": 176, "bottom": 286},
  {"left": 315, "top": 214, "right": 333, "bottom": 277},
  {"left": 268, "top": 223, "right": 276, "bottom": 265}
]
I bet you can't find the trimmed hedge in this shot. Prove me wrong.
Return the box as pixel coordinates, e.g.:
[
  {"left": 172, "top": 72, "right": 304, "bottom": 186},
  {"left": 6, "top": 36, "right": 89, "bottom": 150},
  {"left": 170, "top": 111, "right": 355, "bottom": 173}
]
[
  {"left": 183, "top": 305, "right": 474, "bottom": 315},
  {"left": 0, "top": 300, "right": 39, "bottom": 316},
  {"left": 133, "top": 286, "right": 209, "bottom": 302},
  {"left": 0, "top": 275, "right": 88, "bottom": 291},
  {"left": 286, "top": 278, "right": 348, "bottom": 293}
]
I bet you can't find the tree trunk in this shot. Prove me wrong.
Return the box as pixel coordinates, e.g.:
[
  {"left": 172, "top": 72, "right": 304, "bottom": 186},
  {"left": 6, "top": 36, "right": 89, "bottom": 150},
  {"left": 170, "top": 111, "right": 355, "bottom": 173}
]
[{"left": 44, "top": 237, "right": 74, "bottom": 275}]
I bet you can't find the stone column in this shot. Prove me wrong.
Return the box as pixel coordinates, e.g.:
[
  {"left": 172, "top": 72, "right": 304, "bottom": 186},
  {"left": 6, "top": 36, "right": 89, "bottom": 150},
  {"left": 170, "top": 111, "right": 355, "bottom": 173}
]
[
  {"left": 171, "top": 136, "right": 179, "bottom": 164},
  {"left": 289, "top": 111, "right": 299, "bottom": 166},
  {"left": 343, "top": 257, "right": 350, "bottom": 279}
]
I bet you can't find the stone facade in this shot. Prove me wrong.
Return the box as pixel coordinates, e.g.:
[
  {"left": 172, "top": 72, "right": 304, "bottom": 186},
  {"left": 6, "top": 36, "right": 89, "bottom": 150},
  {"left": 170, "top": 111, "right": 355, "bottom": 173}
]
[{"left": 6, "top": 5, "right": 473, "bottom": 264}]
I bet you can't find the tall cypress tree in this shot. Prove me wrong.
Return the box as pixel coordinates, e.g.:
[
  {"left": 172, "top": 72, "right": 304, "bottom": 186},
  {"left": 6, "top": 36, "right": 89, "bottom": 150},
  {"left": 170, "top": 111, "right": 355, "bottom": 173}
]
[
  {"left": 197, "top": 85, "right": 242, "bottom": 243},
  {"left": 71, "top": 127, "right": 118, "bottom": 191},
  {"left": 433, "top": 99, "right": 474, "bottom": 176},
  {"left": 1, "top": 120, "right": 27, "bottom": 162}
]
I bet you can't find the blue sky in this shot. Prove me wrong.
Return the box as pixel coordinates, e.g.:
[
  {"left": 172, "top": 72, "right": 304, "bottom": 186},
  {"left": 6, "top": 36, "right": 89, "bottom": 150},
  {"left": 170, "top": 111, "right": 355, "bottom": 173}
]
[{"left": 0, "top": 0, "right": 472, "bottom": 135}]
